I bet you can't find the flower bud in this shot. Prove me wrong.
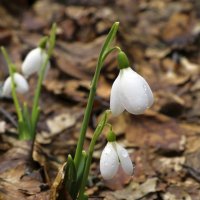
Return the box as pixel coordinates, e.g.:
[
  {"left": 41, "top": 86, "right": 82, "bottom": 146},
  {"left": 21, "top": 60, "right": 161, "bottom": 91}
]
[
  {"left": 2, "top": 73, "right": 29, "bottom": 97},
  {"left": 22, "top": 47, "right": 50, "bottom": 78}
]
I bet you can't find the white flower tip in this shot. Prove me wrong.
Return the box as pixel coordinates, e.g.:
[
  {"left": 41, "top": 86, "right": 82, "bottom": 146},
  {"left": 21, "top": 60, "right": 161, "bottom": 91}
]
[{"left": 116, "top": 143, "right": 134, "bottom": 176}]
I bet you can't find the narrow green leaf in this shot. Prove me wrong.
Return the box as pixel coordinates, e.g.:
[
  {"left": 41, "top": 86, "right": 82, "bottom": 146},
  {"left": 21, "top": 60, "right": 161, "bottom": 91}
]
[
  {"left": 77, "top": 151, "right": 87, "bottom": 183},
  {"left": 48, "top": 23, "right": 57, "bottom": 56},
  {"left": 31, "top": 106, "right": 40, "bottom": 134},
  {"left": 18, "top": 119, "right": 32, "bottom": 140},
  {"left": 99, "top": 22, "right": 119, "bottom": 61},
  {"left": 22, "top": 102, "right": 35, "bottom": 140},
  {"left": 64, "top": 154, "right": 77, "bottom": 198},
  {"left": 82, "top": 194, "right": 88, "bottom": 200},
  {"left": 72, "top": 151, "right": 87, "bottom": 198}
]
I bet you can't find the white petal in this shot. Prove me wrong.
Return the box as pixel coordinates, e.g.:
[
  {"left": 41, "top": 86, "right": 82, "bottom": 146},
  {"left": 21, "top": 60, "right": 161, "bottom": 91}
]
[
  {"left": 100, "top": 142, "right": 119, "bottom": 180},
  {"left": 143, "top": 79, "right": 154, "bottom": 107},
  {"left": 14, "top": 73, "right": 29, "bottom": 94},
  {"left": 119, "top": 67, "right": 154, "bottom": 115},
  {"left": 2, "top": 76, "right": 12, "bottom": 97},
  {"left": 22, "top": 47, "right": 50, "bottom": 78},
  {"left": 116, "top": 143, "right": 133, "bottom": 176},
  {"left": 110, "top": 75, "right": 125, "bottom": 116},
  {"left": 2, "top": 73, "right": 29, "bottom": 97}
]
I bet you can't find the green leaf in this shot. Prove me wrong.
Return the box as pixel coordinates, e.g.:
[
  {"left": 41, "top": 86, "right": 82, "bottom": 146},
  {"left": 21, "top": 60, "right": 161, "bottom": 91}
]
[
  {"left": 39, "top": 36, "right": 49, "bottom": 49},
  {"left": 22, "top": 103, "right": 32, "bottom": 132},
  {"left": 71, "top": 151, "right": 87, "bottom": 198},
  {"left": 48, "top": 23, "right": 57, "bottom": 56},
  {"left": 18, "top": 119, "right": 31, "bottom": 140},
  {"left": 82, "top": 194, "right": 88, "bottom": 200},
  {"left": 64, "top": 154, "right": 77, "bottom": 198},
  {"left": 77, "top": 151, "right": 87, "bottom": 184},
  {"left": 99, "top": 22, "right": 119, "bottom": 62},
  {"left": 31, "top": 106, "right": 40, "bottom": 134}
]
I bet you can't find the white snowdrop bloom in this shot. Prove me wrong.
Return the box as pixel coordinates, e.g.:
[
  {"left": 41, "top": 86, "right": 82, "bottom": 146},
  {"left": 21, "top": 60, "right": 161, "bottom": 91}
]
[
  {"left": 2, "top": 73, "right": 29, "bottom": 97},
  {"left": 100, "top": 142, "right": 133, "bottom": 180},
  {"left": 22, "top": 47, "right": 50, "bottom": 78},
  {"left": 110, "top": 67, "right": 154, "bottom": 116}
]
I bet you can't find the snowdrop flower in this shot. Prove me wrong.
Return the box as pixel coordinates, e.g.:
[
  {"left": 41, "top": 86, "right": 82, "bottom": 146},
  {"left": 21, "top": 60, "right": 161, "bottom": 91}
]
[
  {"left": 2, "top": 73, "right": 29, "bottom": 97},
  {"left": 100, "top": 141, "right": 134, "bottom": 180},
  {"left": 22, "top": 47, "right": 50, "bottom": 78},
  {"left": 110, "top": 51, "right": 154, "bottom": 116}
]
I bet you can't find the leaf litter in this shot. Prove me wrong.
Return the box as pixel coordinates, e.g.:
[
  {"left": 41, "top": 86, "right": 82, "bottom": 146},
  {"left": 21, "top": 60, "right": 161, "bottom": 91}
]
[{"left": 0, "top": 0, "right": 200, "bottom": 199}]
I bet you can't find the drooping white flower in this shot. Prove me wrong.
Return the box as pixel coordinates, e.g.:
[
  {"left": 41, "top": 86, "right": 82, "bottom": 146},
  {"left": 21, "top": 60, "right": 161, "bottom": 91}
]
[
  {"left": 2, "top": 73, "right": 29, "bottom": 97},
  {"left": 100, "top": 142, "right": 133, "bottom": 180},
  {"left": 22, "top": 47, "right": 50, "bottom": 78},
  {"left": 110, "top": 67, "right": 154, "bottom": 116}
]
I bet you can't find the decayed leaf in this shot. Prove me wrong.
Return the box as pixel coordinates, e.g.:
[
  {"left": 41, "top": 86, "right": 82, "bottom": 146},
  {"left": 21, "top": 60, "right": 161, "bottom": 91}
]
[
  {"left": 102, "top": 178, "right": 158, "bottom": 200},
  {"left": 0, "top": 139, "right": 46, "bottom": 199},
  {"left": 184, "top": 150, "right": 200, "bottom": 182},
  {"left": 125, "top": 112, "right": 186, "bottom": 154},
  {"left": 50, "top": 162, "right": 72, "bottom": 200},
  {"left": 47, "top": 113, "right": 76, "bottom": 135},
  {"left": 50, "top": 163, "right": 65, "bottom": 200},
  {"left": 0, "top": 121, "right": 6, "bottom": 133},
  {"left": 161, "top": 12, "right": 192, "bottom": 45},
  {"left": 162, "top": 185, "right": 192, "bottom": 200},
  {"left": 180, "top": 57, "right": 199, "bottom": 74}
]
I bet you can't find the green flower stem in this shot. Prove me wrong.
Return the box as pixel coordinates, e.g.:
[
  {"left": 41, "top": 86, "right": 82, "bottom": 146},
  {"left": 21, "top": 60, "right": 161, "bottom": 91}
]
[
  {"left": 31, "top": 23, "right": 56, "bottom": 135},
  {"left": 77, "top": 110, "right": 110, "bottom": 200},
  {"left": 1, "top": 47, "right": 23, "bottom": 122},
  {"left": 101, "top": 46, "right": 121, "bottom": 63},
  {"left": 74, "top": 22, "right": 119, "bottom": 169}
]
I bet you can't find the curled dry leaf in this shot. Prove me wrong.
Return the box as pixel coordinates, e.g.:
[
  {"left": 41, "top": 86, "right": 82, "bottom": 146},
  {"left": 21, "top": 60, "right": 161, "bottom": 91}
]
[{"left": 50, "top": 162, "right": 72, "bottom": 200}]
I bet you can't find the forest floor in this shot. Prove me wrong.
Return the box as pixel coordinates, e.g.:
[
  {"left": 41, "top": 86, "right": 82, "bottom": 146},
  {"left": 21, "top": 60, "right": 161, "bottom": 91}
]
[{"left": 0, "top": 0, "right": 200, "bottom": 199}]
